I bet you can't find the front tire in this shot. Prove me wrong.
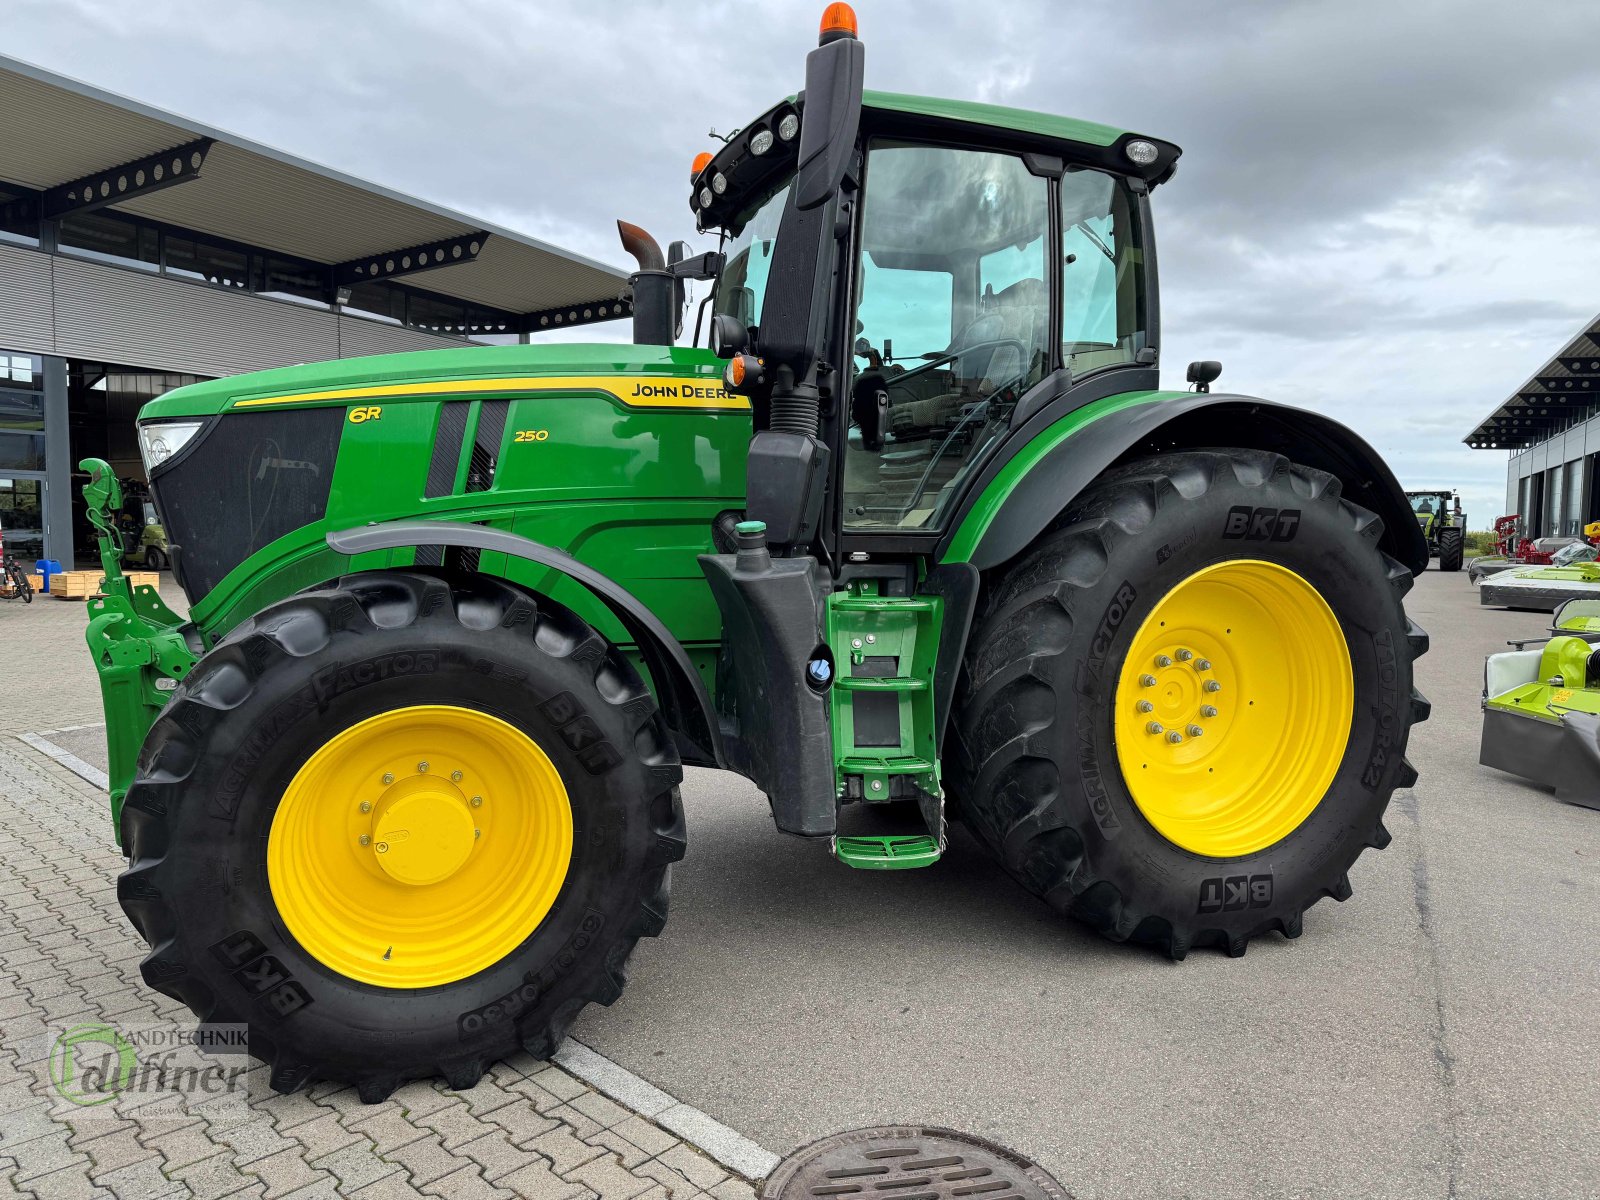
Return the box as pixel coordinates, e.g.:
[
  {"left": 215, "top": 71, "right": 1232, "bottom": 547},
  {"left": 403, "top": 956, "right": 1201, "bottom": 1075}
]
[
  {"left": 950, "top": 449, "right": 1428, "bottom": 958},
  {"left": 1437, "top": 527, "right": 1464, "bottom": 572},
  {"left": 118, "top": 570, "right": 685, "bottom": 1100}
]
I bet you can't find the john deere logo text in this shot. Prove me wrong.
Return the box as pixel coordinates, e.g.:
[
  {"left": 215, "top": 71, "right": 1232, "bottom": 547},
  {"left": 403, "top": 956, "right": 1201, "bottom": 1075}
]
[
  {"left": 629, "top": 382, "right": 731, "bottom": 401},
  {"left": 1222, "top": 506, "right": 1300, "bottom": 542}
]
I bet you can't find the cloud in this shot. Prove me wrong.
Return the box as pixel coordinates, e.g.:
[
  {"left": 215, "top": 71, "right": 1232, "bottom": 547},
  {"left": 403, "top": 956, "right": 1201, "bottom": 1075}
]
[{"left": 6, "top": 0, "right": 1600, "bottom": 529}]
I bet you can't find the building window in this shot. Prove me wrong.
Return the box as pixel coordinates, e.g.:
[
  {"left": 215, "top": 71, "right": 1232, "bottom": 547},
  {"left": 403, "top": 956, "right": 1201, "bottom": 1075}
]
[
  {"left": 0, "top": 182, "right": 39, "bottom": 244},
  {"left": 58, "top": 210, "right": 160, "bottom": 268},
  {"left": 345, "top": 281, "right": 406, "bottom": 324},
  {"left": 3, "top": 353, "right": 41, "bottom": 389},
  {"left": 256, "top": 255, "right": 328, "bottom": 306},
  {"left": 165, "top": 234, "right": 250, "bottom": 289},
  {"left": 0, "top": 433, "right": 46, "bottom": 472},
  {"left": 406, "top": 292, "right": 465, "bottom": 332}
]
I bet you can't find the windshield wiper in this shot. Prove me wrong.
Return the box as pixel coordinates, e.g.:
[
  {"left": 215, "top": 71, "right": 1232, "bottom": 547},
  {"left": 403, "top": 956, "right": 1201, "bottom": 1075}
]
[{"left": 1071, "top": 222, "right": 1115, "bottom": 263}]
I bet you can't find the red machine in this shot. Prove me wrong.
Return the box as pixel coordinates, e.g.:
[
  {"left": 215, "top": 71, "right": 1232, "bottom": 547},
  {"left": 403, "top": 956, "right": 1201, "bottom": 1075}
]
[{"left": 1491, "top": 515, "right": 1555, "bottom": 564}]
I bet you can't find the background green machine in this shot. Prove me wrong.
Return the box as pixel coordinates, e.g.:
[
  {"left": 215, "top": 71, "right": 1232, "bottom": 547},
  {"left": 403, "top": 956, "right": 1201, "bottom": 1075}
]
[
  {"left": 1406, "top": 489, "right": 1465, "bottom": 571},
  {"left": 81, "top": 4, "right": 1432, "bottom": 1102}
]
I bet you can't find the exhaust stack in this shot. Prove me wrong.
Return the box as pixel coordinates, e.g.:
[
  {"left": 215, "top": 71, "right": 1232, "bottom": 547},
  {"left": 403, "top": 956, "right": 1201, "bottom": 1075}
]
[{"left": 617, "top": 221, "right": 674, "bottom": 346}]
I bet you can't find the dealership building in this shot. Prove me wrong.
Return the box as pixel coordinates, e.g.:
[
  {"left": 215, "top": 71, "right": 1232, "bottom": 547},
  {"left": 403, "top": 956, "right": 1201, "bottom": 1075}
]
[
  {"left": 1466, "top": 313, "right": 1600, "bottom": 537},
  {"left": 0, "top": 54, "right": 631, "bottom": 568}
]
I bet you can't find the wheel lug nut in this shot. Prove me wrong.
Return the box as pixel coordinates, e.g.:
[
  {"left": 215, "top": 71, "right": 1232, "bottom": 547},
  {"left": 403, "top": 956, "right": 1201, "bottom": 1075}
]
[
  {"left": 1167, "top": 731, "right": 1184, "bottom": 744},
  {"left": 1196, "top": 659, "right": 1212, "bottom": 672},
  {"left": 1137, "top": 700, "right": 1154, "bottom": 713},
  {"left": 1187, "top": 724, "right": 1204, "bottom": 738},
  {"left": 1201, "top": 704, "right": 1219, "bottom": 718},
  {"left": 1155, "top": 654, "right": 1173, "bottom": 667},
  {"left": 359, "top": 834, "right": 370, "bottom": 846},
  {"left": 1139, "top": 673, "right": 1157, "bottom": 687},
  {"left": 470, "top": 795, "right": 483, "bottom": 807},
  {"left": 1176, "top": 648, "right": 1193, "bottom": 661},
  {"left": 451, "top": 770, "right": 463, "bottom": 782},
  {"left": 381, "top": 773, "right": 394, "bottom": 785},
  {"left": 417, "top": 761, "right": 429, "bottom": 773},
  {"left": 1146, "top": 721, "right": 1164, "bottom": 735},
  {"left": 474, "top": 829, "right": 481, "bottom": 839},
  {"left": 359, "top": 801, "right": 372, "bottom": 814},
  {"left": 1204, "top": 680, "right": 1222, "bottom": 693},
  {"left": 376, "top": 842, "right": 389, "bottom": 854}
]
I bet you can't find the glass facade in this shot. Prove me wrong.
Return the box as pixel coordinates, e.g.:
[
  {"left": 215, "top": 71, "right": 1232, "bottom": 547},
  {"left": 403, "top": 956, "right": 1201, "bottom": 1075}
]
[{"left": 0, "top": 477, "right": 45, "bottom": 562}]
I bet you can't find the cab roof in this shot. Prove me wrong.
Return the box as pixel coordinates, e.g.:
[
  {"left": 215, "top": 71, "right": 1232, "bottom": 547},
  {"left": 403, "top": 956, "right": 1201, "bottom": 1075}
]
[{"left": 863, "top": 90, "right": 1127, "bottom": 151}]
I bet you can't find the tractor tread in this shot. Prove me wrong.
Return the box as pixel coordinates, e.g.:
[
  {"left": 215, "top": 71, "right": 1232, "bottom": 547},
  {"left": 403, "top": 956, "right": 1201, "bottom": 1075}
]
[
  {"left": 949, "top": 448, "right": 1428, "bottom": 959},
  {"left": 118, "top": 569, "right": 685, "bottom": 1100}
]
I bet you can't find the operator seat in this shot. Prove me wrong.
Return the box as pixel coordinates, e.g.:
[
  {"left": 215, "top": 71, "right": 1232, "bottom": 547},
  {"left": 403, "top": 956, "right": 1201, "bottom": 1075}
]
[{"left": 888, "top": 277, "right": 1046, "bottom": 436}]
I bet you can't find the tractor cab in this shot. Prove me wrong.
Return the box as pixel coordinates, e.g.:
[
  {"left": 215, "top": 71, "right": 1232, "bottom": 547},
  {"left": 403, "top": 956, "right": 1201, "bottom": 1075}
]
[
  {"left": 681, "top": 19, "right": 1176, "bottom": 565},
  {"left": 658, "top": 5, "right": 1180, "bottom": 857}
]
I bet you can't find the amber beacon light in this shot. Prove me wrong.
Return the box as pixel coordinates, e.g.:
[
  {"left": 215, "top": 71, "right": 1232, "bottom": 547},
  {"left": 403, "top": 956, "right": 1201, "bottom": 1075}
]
[{"left": 819, "top": 3, "right": 858, "bottom": 43}]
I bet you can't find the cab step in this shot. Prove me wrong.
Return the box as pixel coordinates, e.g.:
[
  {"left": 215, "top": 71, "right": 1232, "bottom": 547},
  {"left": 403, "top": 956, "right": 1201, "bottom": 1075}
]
[{"left": 832, "top": 834, "right": 942, "bottom": 870}]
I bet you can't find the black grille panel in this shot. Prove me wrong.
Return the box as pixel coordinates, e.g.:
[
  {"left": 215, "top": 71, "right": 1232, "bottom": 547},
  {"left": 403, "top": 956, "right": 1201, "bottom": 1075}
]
[
  {"left": 152, "top": 408, "right": 343, "bottom": 603},
  {"left": 466, "top": 400, "right": 508, "bottom": 493}
]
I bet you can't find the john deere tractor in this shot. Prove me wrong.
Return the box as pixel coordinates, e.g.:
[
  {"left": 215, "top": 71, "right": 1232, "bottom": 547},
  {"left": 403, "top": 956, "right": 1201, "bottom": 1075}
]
[
  {"left": 80, "top": 6, "right": 1429, "bottom": 1102},
  {"left": 1406, "top": 489, "right": 1465, "bottom": 571}
]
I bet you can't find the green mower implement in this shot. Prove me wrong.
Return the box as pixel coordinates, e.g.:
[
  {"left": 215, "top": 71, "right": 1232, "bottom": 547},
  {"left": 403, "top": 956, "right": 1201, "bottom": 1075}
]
[
  {"left": 1479, "top": 538, "right": 1600, "bottom": 610},
  {"left": 1481, "top": 631, "right": 1600, "bottom": 809},
  {"left": 81, "top": 4, "right": 1430, "bottom": 1101},
  {"left": 1405, "top": 489, "right": 1465, "bottom": 571}
]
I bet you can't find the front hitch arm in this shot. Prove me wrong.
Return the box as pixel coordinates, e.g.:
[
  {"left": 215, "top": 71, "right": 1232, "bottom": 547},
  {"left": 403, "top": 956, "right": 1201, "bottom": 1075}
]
[{"left": 79, "top": 457, "right": 197, "bottom": 844}]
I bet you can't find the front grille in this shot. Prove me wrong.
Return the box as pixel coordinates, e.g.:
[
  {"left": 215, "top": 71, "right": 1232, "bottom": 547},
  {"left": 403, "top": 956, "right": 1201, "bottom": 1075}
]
[{"left": 150, "top": 408, "right": 343, "bottom": 603}]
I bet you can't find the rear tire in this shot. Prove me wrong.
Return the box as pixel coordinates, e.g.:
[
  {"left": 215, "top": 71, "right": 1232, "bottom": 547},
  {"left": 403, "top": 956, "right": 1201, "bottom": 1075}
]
[
  {"left": 949, "top": 449, "right": 1428, "bottom": 958},
  {"left": 117, "top": 570, "right": 685, "bottom": 1100},
  {"left": 1437, "top": 527, "right": 1464, "bottom": 572}
]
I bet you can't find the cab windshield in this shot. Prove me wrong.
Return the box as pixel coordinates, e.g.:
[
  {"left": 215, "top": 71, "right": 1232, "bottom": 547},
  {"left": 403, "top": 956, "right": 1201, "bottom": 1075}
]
[{"left": 711, "top": 178, "right": 793, "bottom": 333}]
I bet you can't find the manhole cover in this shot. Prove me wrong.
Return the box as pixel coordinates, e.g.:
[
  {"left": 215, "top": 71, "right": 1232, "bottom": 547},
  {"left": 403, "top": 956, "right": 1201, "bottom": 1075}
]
[{"left": 760, "top": 1127, "right": 1071, "bottom": 1200}]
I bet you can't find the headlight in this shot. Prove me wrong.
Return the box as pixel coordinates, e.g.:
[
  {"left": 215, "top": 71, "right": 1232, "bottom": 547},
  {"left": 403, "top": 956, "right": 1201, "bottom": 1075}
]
[
  {"left": 139, "top": 420, "right": 203, "bottom": 472},
  {"left": 749, "top": 127, "right": 773, "bottom": 156},
  {"left": 777, "top": 111, "right": 800, "bottom": 141},
  {"left": 1125, "top": 139, "right": 1159, "bottom": 166}
]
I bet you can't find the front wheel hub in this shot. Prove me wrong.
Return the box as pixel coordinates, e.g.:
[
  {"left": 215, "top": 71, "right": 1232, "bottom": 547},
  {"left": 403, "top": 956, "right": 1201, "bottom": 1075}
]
[{"left": 368, "top": 778, "right": 477, "bottom": 886}]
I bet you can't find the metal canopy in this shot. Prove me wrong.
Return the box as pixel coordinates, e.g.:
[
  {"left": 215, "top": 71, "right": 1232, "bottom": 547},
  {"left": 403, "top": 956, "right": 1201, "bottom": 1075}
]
[
  {"left": 0, "top": 54, "right": 630, "bottom": 331},
  {"left": 1465, "top": 317, "right": 1600, "bottom": 449}
]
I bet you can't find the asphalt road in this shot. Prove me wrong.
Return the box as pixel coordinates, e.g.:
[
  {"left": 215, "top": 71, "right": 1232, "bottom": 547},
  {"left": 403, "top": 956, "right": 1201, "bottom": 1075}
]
[
  {"left": 570, "top": 569, "right": 1600, "bottom": 1200},
  {"left": 15, "top": 569, "right": 1598, "bottom": 1199}
]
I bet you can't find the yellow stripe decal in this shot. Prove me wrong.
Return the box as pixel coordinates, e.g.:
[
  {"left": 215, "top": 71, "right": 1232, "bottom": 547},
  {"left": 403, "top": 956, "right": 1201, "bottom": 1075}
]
[{"left": 231, "top": 375, "right": 749, "bottom": 411}]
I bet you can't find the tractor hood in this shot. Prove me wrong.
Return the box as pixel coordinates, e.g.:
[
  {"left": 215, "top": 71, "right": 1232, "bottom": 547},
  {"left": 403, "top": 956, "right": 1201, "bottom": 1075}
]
[{"left": 139, "top": 342, "right": 727, "bottom": 421}]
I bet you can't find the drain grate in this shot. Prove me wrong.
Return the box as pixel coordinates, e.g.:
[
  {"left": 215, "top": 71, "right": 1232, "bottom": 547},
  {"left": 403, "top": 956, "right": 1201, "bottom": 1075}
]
[{"left": 760, "top": 1128, "right": 1070, "bottom": 1200}]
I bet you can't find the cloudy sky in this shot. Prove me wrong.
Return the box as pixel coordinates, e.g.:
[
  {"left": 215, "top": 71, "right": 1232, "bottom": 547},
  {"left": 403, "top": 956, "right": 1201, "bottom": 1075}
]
[{"left": 10, "top": 0, "right": 1600, "bottom": 526}]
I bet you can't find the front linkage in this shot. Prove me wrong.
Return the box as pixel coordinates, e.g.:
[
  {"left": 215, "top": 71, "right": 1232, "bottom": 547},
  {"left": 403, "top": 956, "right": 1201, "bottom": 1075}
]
[{"left": 79, "top": 457, "right": 196, "bottom": 842}]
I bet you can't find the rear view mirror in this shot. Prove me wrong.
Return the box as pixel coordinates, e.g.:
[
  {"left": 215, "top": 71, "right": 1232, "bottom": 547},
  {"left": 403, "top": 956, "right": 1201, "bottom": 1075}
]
[{"left": 1187, "top": 360, "right": 1222, "bottom": 393}]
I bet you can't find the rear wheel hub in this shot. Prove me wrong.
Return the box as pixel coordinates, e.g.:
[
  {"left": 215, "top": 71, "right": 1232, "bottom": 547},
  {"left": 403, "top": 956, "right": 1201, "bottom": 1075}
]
[{"left": 1114, "top": 559, "right": 1353, "bottom": 857}]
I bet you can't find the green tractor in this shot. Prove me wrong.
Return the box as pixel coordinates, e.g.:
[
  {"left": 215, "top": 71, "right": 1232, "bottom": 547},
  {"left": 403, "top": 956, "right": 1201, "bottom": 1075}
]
[
  {"left": 1405, "top": 489, "right": 1465, "bottom": 571},
  {"left": 80, "top": 5, "right": 1429, "bottom": 1102}
]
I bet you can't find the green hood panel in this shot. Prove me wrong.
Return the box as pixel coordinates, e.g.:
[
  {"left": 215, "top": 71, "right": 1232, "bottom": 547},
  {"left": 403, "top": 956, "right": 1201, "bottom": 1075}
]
[{"left": 141, "top": 342, "right": 728, "bottom": 419}]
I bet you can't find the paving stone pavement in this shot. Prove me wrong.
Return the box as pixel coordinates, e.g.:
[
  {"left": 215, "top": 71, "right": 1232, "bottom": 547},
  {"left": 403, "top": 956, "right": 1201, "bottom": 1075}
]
[{"left": 0, "top": 723, "right": 759, "bottom": 1200}]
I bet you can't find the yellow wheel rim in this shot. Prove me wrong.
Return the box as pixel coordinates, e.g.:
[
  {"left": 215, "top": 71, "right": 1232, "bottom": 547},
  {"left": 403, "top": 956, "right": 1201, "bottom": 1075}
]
[
  {"left": 1113, "top": 560, "right": 1353, "bottom": 857},
  {"left": 268, "top": 705, "right": 573, "bottom": 988}
]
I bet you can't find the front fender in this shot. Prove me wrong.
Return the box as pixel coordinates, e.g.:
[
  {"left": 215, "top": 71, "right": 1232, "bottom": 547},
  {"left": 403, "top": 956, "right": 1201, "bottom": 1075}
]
[
  {"left": 326, "top": 521, "right": 723, "bottom": 768},
  {"left": 941, "top": 390, "right": 1428, "bottom": 577}
]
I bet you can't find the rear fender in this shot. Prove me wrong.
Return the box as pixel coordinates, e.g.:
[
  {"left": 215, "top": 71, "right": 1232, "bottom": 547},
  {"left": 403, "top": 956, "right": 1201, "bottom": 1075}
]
[
  {"left": 942, "top": 391, "right": 1427, "bottom": 576},
  {"left": 326, "top": 522, "right": 722, "bottom": 768}
]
